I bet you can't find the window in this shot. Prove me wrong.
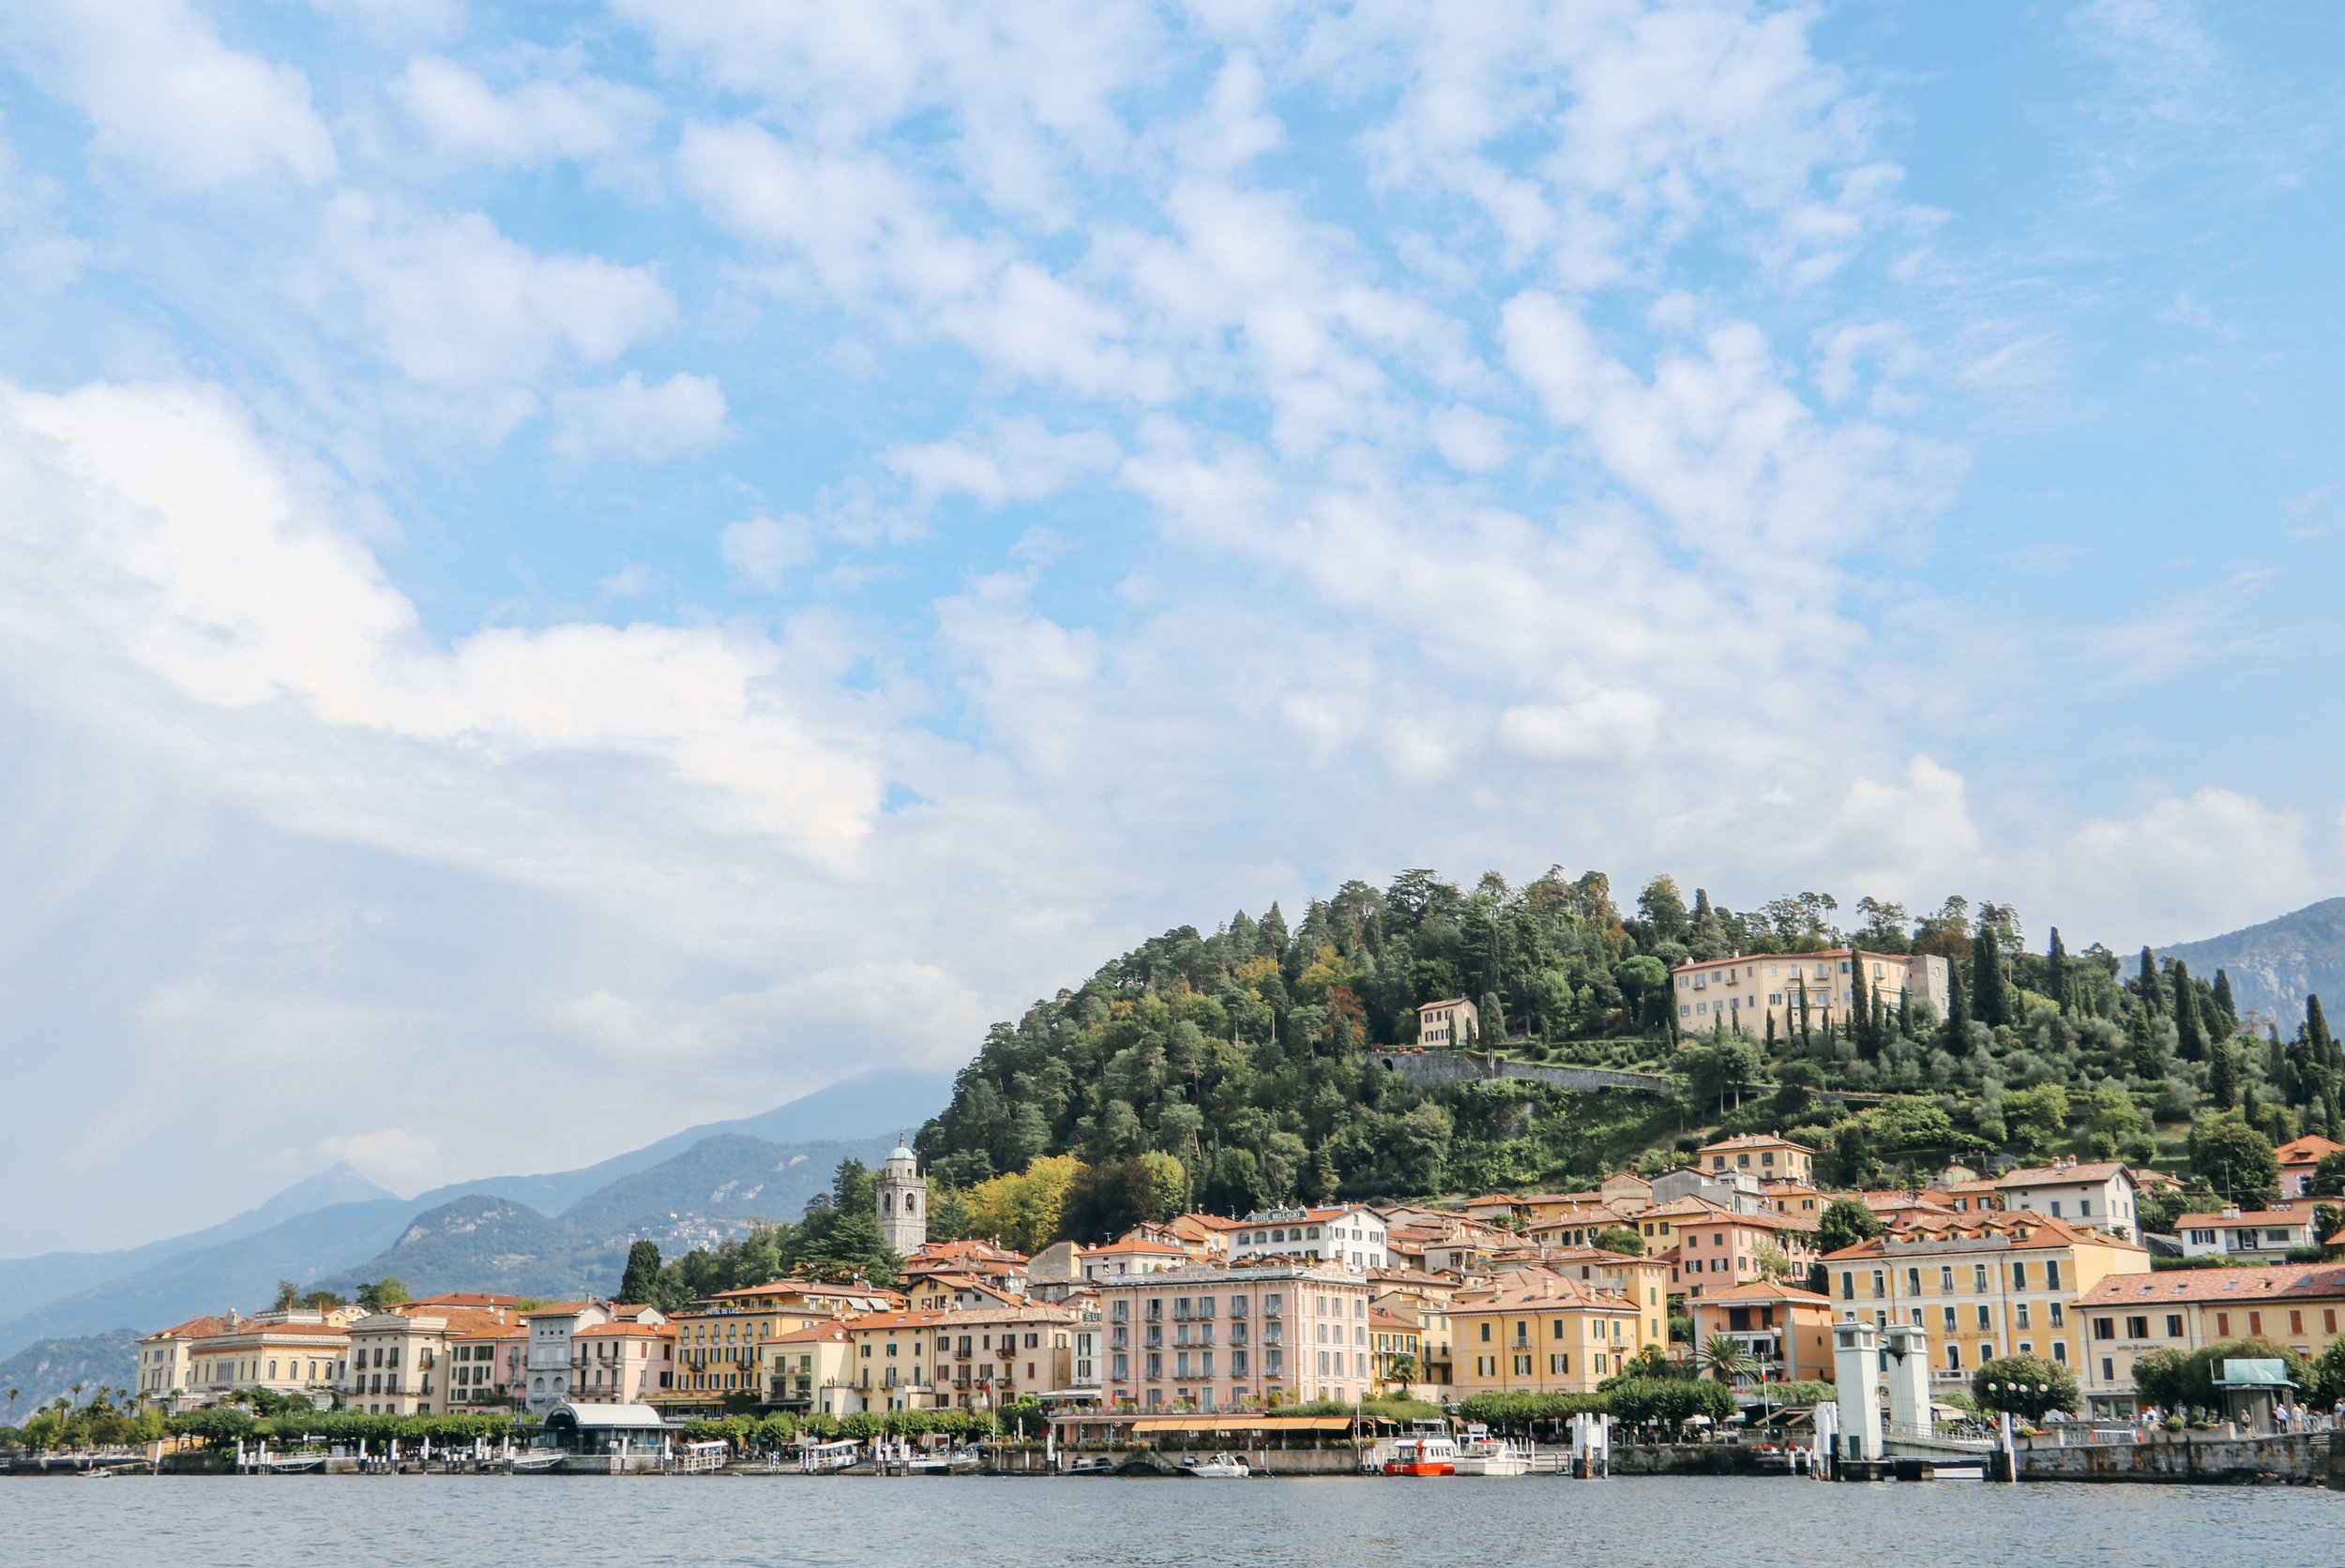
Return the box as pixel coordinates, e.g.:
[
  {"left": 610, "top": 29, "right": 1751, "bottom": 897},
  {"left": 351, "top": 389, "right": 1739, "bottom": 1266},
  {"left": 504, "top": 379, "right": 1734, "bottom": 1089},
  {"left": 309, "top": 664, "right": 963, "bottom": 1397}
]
[
  {"left": 1944, "top": 1306, "right": 1959, "bottom": 1331},
  {"left": 2046, "top": 1260, "right": 2062, "bottom": 1291},
  {"left": 1907, "top": 1268, "right": 1921, "bottom": 1296},
  {"left": 1479, "top": 1322, "right": 1491, "bottom": 1342},
  {"left": 1513, "top": 1354, "right": 1531, "bottom": 1375},
  {"left": 2248, "top": 1311, "right": 2262, "bottom": 1336},
  {"left": 1976, "top": 1304, "right": 1992, "bottom": 1331},
  {"left": 1940, "top": 1267, "right": 1955, "bottom": 1292},
  {"left": 2051, "top": 1341, "right": 2067, "bottom": 1364},
  {"left": 2166, "top": 1315, "right": 2185, "bottom": 1339},
  {"left": 2011, "top": 1261, "right": 2028, "bottom": 1290},
  {"left": 1945, "top": 1345, "right": 1961, "bottom": 1371},
  {"left": 2216, "top": 1312, "right": 2232, "bottom": 1337},
  {"left": 1870, "top": 1271, "right": 1885, "bottom": 1300},
  {"left": 1974, "top": 1265, "right": 1989, "bottom": 1291},
  {"left": 2016, "top": 1303, "right": 2031, "bottom": 1330},
  {"left": 1551, "top": 1319, "right": 1565, "bottom": 1339},
  {"left": 2291, "top": 1311, "right": 2304, "bottom": 1335},
  {"left": 1841, "top": 1272, "right": 1854, "bottom": 1301}
]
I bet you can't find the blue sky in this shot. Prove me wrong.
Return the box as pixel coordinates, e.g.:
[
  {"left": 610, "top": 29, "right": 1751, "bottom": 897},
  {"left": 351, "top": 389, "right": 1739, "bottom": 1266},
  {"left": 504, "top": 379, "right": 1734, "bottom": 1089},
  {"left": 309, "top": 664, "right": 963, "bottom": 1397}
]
[{"left": 1, "top": 0, "right": 2339, "bottom": 1252}]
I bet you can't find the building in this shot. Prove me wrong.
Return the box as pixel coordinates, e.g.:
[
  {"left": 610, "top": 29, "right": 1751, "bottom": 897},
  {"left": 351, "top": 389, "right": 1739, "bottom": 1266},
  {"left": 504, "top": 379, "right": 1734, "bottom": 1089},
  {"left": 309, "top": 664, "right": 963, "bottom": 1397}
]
[
  {"left": 180, "top": 1310, "right": 351, "bottom": 1409},
  {"left": 1648, "top": 1197, "right": 1818, "bottom": 1297},
  {"left": 1684, "top": 1281, "right": 1840, "bottom": 1387},
  {"left": 877, "top": 1138, "right": 928, "bottom": 1257},
  {"left": 1670, "top": 949, "right": 1950, "bottom": 1035},
  {"left": 1446, "top": 1269, "right": 1651, "bottom": 1396},
  {"left": 1820, "top": 1211, "right": 2150, "bottom": 1391},
  {"left": 1995, "top": 1160, "right": 2141, "bottom": 1238},
  {"left": 1524, "top": 1207, "right": 1642, "bottom": 1251},
  {"left": 1080, "top": 1234, "right": 1191, "bottom": 1282},
  {"left": 835, "top": 1301, "right": 1084, "bottom": 1412},
  {"left": 1696, "top": 1133, "right": 1818, "bottom": 1185},
  {"left": 2175, "top": 1202, "right": 2322, "bottom": 1259},
  {"left": 1416, "top": 996, "right": 1478, "bottom": 1048},
  {"left": 2276, "top": 1135, "right": 2344, "bottom": 1199},
  {"left": 1526, "top": 1247, "right": 1672, "bottom": 1344},
  {"left": 1369, "top": 1307, "right": 1420, "bottom": 1392},
  {"left": 520, "top": 1301, "right": 613, "bottom": 1414},
  {"left": 1226, "top": 1204, "right": 1388, "bottom": 1271},
  {"left": 1649, "top": 1166, "right": 1768, "bottom": 1215},
  {"left": 2076, "top": 1263, "right": 2345, "bottom": 1416},
  {"left": 1170, "top": 1213, "right": 1246, "bottom": 1261},
  {"left": 135, "top": 1316, "right": 223, "bottom": 1401},
  {"left": 1598, "top": 1172, "right": 1655, "bottom": 1214},
  {"left": 571, "top": 1316, "right": 674, "bottom": 1407},
  {"left": 1092, "top": 1260, "right": 1371, "bottom": 1411},
  {"left": 766, "top": 1321, "right": 857, "bottom": 1413},
  {"left": 343, "top": 1304, "right": 526, "bottom": 1416},
  {"left": 1369, "top": 1276, "right": 1457, "bottom": 1391},
  {"left": 445, "top": 1319, "right": 529, "bottom": 1411}
]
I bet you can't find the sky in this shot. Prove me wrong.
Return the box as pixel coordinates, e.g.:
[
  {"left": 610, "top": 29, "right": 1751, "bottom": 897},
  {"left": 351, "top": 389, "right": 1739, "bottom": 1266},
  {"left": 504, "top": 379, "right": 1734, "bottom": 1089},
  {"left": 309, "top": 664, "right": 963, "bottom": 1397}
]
[{"left": 1, "top": 0, "right": 2341, "bottom": 1255}]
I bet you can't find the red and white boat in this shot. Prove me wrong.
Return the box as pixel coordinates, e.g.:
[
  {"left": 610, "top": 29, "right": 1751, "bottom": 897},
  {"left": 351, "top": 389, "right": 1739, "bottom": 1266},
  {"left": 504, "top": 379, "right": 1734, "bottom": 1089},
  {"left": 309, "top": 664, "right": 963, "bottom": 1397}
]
[{"left": 1382, "top": 1434, "right": 1460, "bottom": 1475}]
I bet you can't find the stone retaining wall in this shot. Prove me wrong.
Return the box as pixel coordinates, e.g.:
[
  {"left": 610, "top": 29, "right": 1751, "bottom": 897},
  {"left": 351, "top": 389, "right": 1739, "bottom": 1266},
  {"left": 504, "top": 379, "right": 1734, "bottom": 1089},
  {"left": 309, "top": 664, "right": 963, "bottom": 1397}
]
[{"left": 2018, "top": 1431, "right": 2328, "bottom": 1485}]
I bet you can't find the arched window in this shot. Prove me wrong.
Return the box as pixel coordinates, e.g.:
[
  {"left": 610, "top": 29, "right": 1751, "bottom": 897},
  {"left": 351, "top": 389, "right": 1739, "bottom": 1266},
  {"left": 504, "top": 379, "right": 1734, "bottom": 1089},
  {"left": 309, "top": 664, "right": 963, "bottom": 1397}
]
[
  {"left": 908, "top": 1194, "right": 918, "bottom": 1214},
  {"left": 884, "top": 1192, "right": 895, "bottom": 1214}
]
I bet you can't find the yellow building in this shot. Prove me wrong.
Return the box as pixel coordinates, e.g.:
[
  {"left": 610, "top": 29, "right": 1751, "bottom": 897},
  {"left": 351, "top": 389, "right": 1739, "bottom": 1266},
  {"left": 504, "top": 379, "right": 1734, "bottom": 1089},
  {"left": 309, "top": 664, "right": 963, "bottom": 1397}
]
[
  {"left": 136, "top": 1316, "right": 224, "bottom": 1402},
  {"left": 838, "top": 1302, "right": 1084, "bottom": 1412},
  {"left": 1672, "top": 950, "right": 1949, "bottom": 1037},
  {"left": 1446, "top": 1269, "right": 1651, "bottom": 1396},
  {"left": 1820, "top": 1212, "right": 2149, "bottom": 1397},
  {"left": 1531, "top": 1248, "right": 1672, "bottom": 1346},
  {"left": 183, "top": 1310, "right": 353, "bottom": 1410},
  {"left": 2076, "top": 1263, "right": 2345, "bottom": 1416},
  {"left": 1696, "top": 1133, "right": 1818, "bottom": 1185},
  {"left": 767, "top": 1321, "right": 858, "bottom": 1413}
]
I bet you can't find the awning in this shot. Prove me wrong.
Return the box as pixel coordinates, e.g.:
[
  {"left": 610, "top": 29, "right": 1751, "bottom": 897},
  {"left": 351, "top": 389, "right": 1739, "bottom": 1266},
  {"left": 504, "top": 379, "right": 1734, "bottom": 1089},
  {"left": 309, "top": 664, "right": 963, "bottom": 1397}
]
[
  {"left": 1127, "top": 1415, "right": 1354, "bottom": 1433},
  {"left": 2216, "top": 1359, "right": 2294, "bottom": 1389}
]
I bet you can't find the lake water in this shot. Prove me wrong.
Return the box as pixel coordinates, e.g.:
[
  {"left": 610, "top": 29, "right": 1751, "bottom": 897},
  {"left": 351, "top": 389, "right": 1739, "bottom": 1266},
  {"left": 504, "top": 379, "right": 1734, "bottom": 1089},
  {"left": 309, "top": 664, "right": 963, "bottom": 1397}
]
[{"left": 4, "top": 1474, "right": 2339, "bottom": 1567}]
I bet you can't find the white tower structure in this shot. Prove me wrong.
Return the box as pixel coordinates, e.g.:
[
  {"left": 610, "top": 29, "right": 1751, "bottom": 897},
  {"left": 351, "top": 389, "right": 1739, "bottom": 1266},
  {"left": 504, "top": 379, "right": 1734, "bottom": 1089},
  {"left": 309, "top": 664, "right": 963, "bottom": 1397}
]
[
  {"left": 1882, "top": 1321, "right": 1931, "bottom": 1440},
  {"left": 877, "top": 1136, "right": 927, "bottom": 1256},
  {"left": 1832, "top": 1319, "right": 1884, "bottom": 1462}
]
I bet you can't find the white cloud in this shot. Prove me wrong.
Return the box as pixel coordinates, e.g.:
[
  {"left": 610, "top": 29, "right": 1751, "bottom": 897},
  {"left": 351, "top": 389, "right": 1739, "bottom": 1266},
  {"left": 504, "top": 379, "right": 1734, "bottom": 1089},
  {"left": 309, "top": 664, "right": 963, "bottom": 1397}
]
[
  {"left": 885, "top": 415, "right": 1119, "bottom": 511},
  {"left": 0, "top": 127, "right": 88, "bottom": 293},
  {"left": 719, "top": 515, "right": 819, "bottom": 592},
  {"left": 549, "top": 371, "right": 731, "bottom": 464},
  {"left": 2053, "top": 789, "right": 2316, "bottom": 946},
  {"left": 314, "top": 1127, "right": 440, "bottom": 1190},
  {"left": 389, "top": 55, "right": 664, "bottom": 172},
  {"left": 308, "top": 0, "right": 467, "bottom": 49},
  {"left": 299, "top": 197, "right": 679, "bottom": 440},
  {"left": 2, "top": 0, "right": 336, "bottom": 191}
]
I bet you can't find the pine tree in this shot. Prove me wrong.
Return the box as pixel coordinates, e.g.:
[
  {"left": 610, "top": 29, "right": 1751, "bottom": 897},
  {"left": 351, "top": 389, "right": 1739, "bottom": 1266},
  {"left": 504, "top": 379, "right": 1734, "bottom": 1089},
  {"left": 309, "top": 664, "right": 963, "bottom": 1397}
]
[
  {"left": 2209, "top": 1036, "right": 2238, "bottom": 1110},
  {"left": 2171, "top": 959, "right": 2206, "bottom": 1062}
]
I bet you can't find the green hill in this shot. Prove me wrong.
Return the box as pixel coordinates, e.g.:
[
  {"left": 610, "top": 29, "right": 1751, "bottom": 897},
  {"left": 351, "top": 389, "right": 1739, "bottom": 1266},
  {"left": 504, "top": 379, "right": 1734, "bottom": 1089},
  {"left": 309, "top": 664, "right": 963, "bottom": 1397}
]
[
  {"left": 307, "top": 1197, "right": 621, "bottom": 1302},
  {"left": 910, "top": 868, "right": 2345, "bottom": 1228},
  {"left": 2159, "top": 897, "right": 2345, "bottom": 1033}
]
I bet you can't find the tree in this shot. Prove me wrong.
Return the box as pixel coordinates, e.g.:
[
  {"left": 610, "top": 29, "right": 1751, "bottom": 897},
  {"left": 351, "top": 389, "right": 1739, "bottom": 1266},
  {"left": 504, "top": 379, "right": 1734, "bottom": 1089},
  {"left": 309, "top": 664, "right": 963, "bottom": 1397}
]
[
  {"left": 1816, "top": 1197, "right": 1884, "bottom": 1257},
  {"left": 1972, "top": 1353, "right": 2078, "bottom": 1424},
  {"left": 2308, "top": 1150, "right": 2345, "bottom": 1199},
  {"left": 273, "top": 1279, "right": 301, "bottom": 1311},
  {"left": 2001, "top": 1084, "right": 2071, "bottom": 1157},
  {"left": 2189, "top": 1117, "right": 2280, "bottom": 1209},
  {"left": 1593, "top": 1227, "right": 1644, "bottom": 1256},
  {"left": 356, "top": 1277, "right": 408, "bottom": 1311},
  {"left": 2171, "top": 960, "right": 2207, "bottom": 1062},
  {"left": 1943, "top": 965, "right": 1971, "bottom": 1041},
  {"left": 2209, "top": 970, "right": 2239, "bottom": 1039},
  {"left": 618, "top": 1241, "right": 664, "bottom": 1306},
  {"left": 1683, "top": 1037, "right": 1764, "bottom": 1115},
  {"left": 1698, "top": 1334, "right": 1751, "bottom": 1385},
  {"left": 1971, "top": 927, "right": 2008, "bottom": 1028},
  {"left": 1604, "top": 1378, "right": 1733, "bottom": 1433},
  {"left": 2133, "top": 1337, "right": 2309, "bottom": 1411}
]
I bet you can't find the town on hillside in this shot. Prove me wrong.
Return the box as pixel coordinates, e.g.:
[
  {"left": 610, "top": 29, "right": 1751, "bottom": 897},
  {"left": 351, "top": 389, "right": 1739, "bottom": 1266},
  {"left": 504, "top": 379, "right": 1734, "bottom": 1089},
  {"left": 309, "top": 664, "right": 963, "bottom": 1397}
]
[{"left": 30, "top": 1130, "right": 2345, "bottom": 1483}]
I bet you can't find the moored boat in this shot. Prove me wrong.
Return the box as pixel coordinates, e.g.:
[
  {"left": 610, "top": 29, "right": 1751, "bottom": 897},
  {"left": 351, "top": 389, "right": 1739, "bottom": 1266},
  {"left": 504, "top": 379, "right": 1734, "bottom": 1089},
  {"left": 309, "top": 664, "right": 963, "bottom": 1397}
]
[
  {"left": 1450, "top": 1425, "right": 1531, "bottom": 1476},
  {"left": 1382, "top": 1435, "right": 1459, "bottom": 1475},
  {"left": 1179, "top": 1452, "right": 1250, "bottom": 1478}
]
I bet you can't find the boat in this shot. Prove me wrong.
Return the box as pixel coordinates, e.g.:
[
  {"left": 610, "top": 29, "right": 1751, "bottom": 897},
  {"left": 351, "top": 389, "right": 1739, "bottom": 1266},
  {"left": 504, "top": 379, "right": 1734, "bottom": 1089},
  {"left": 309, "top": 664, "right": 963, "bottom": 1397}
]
[
  {"left": 79, "top": 1466, "right": 117, "bottom": 1478},
  {"left": 507, "top": 1451, "right": 567, "bottom": 1473},
  {"left": 1065, "top": 1454, "right": 1118, "bottom": 1475},
  {"left": 796, "top": 1439, "right": 862, "bottom": 1474},
  {"left": 903, "top": 1443, "right": 983, "bottom": 1474},
  {"left": 1178, "top": 1452, "right": 1249, "bottom": 1479},
  {"left": 1450, "top": 1425, "right": 1531, "bottom": 1477},
  {"left": 1382, "top": 1435, "right": 1460, "bottom": 1475},
  {"left": 264, "top": 1455, "right": 326, "bottom": 1474}
]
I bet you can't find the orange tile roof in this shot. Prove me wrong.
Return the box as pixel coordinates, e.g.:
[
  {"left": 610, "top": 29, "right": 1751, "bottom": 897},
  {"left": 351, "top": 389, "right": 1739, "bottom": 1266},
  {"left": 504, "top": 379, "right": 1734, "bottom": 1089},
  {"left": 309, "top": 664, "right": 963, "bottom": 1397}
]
[
  {"left": 2276, "top": 1136, "right": 2344, "bottom": 1166},
  {"left": 2177, "top": 1207, "right": 2322, "bottom": 1229},
  {"left": 2077, "top": 1264, "right": 2345, "bottom": 1306}
]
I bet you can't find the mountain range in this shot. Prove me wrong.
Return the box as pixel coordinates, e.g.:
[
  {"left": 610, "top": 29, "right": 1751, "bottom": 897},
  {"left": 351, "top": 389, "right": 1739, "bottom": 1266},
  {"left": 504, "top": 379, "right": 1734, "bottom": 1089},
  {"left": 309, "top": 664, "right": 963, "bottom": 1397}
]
[
  {"left": 2157, "top": 897, "right": 2345, "bottom": 1032},
  {"left": 0, "top": 1068, "right": 948, "bottom": 1360}
]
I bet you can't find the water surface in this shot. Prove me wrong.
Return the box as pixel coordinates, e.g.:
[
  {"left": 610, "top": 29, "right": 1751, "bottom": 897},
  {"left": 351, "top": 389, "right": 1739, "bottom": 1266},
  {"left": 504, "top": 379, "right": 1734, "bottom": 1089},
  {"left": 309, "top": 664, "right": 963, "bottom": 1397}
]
[{"left": 4, "top": 1473, "right": 2337, "bottom": 1567}]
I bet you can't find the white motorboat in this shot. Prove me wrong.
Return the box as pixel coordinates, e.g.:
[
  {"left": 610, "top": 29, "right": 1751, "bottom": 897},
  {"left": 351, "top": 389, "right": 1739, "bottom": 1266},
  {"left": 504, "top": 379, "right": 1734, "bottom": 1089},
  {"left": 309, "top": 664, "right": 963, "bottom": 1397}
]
[
  {"left": 507, "top": 1451, "right": 567, "bottom": 1473},
  {"left": 1450, "top": 1425, "right": 1531, "bottom": 1476},
  {"left": 1179, "top": 1452, "right": 1249, "bottom": 1478},
  {"left": 265, "top": 1455, "right": 326, "bottom": 1474}
]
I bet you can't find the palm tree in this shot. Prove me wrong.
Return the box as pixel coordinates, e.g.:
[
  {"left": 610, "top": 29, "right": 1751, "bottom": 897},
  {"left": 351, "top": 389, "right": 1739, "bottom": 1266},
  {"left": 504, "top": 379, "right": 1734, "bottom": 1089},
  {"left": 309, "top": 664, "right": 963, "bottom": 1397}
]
[
  {"left": 68, "top": 1381, "right": 84, "bottom": 1409},
  {"left": 5, "top": 1388, "right": 18, "bottom": 1422},
  {"left": 1698, "top": 1334, "right": 1752, "bottom": 1386}
]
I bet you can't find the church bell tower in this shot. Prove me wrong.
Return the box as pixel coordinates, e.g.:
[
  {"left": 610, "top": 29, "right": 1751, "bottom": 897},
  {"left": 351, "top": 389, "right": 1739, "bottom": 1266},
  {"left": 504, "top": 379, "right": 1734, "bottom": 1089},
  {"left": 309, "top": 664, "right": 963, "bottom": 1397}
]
[{"left": 877, "top": 1135, "right": 927, "bottom": 1255}]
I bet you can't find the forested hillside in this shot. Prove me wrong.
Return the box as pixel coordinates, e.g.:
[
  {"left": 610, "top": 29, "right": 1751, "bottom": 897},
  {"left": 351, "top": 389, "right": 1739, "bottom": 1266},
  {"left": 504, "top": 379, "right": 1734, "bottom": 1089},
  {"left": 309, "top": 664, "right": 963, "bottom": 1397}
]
[{"left": 907, "top": 867, "right": 2345, "bottom": 1242}]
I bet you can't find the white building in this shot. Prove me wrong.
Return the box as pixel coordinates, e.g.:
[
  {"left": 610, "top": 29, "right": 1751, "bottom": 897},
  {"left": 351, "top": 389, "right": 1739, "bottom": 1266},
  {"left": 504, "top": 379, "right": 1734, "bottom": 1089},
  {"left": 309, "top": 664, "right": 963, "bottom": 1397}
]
[
  {"left": 1416, "top": 997, "right": 1478, "bottom": 1048},
  {"left": 1227, "top": 1204, "right": 1387, "bottom": 1273},
  {"left": 522, "top": 1301, "right": 613, "bottom": 1414},
  {"left": 1995, "top": 1160, "right": 2140, "bottom": 1239},
  {"left": 1671, "top": 949, "right": 1950, "bottom": 1035},
  {"left": 2175, "top": 1203, "right": 2320, "bottom": 1259}
]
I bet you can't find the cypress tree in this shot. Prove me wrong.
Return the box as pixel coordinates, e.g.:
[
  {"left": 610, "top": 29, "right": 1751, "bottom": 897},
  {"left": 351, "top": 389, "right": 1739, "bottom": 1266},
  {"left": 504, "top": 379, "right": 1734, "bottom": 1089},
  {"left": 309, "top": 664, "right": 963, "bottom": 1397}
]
[
  {"left": 2048, "top": 927, "right": 2068, "bottom": 1013},
  {"left": 1972, "top": 927, "right": 2007, "bottom": 1028},
  {"left": 2209, "top": 1036, "right": 2238, "bottom": 1110},
  {"left": 2241, "top": 1073, "right": 2262, "bottom": 1133},
  {"left": 2129, "top": 1005, "right": 2159, "bottom": 1078},
  {"left": 2210, "top": 969, "right": 2239, "bottom": 1039},
  {"left": 2171, "top": 959, "right": 2206, "bottom": 1062},
  {"left": 1944, "top": 966, "right": 1971, "bottom": 1042},
  {"left": 2138, "top": 947, "right": 2161, "bottom": 1012},
  {"left": 1852, "top": 960, "right": 1874, "bottom": 1056},
  {"left": 2309, "top": 995, "right": 2337, "bottom": 1070}
]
